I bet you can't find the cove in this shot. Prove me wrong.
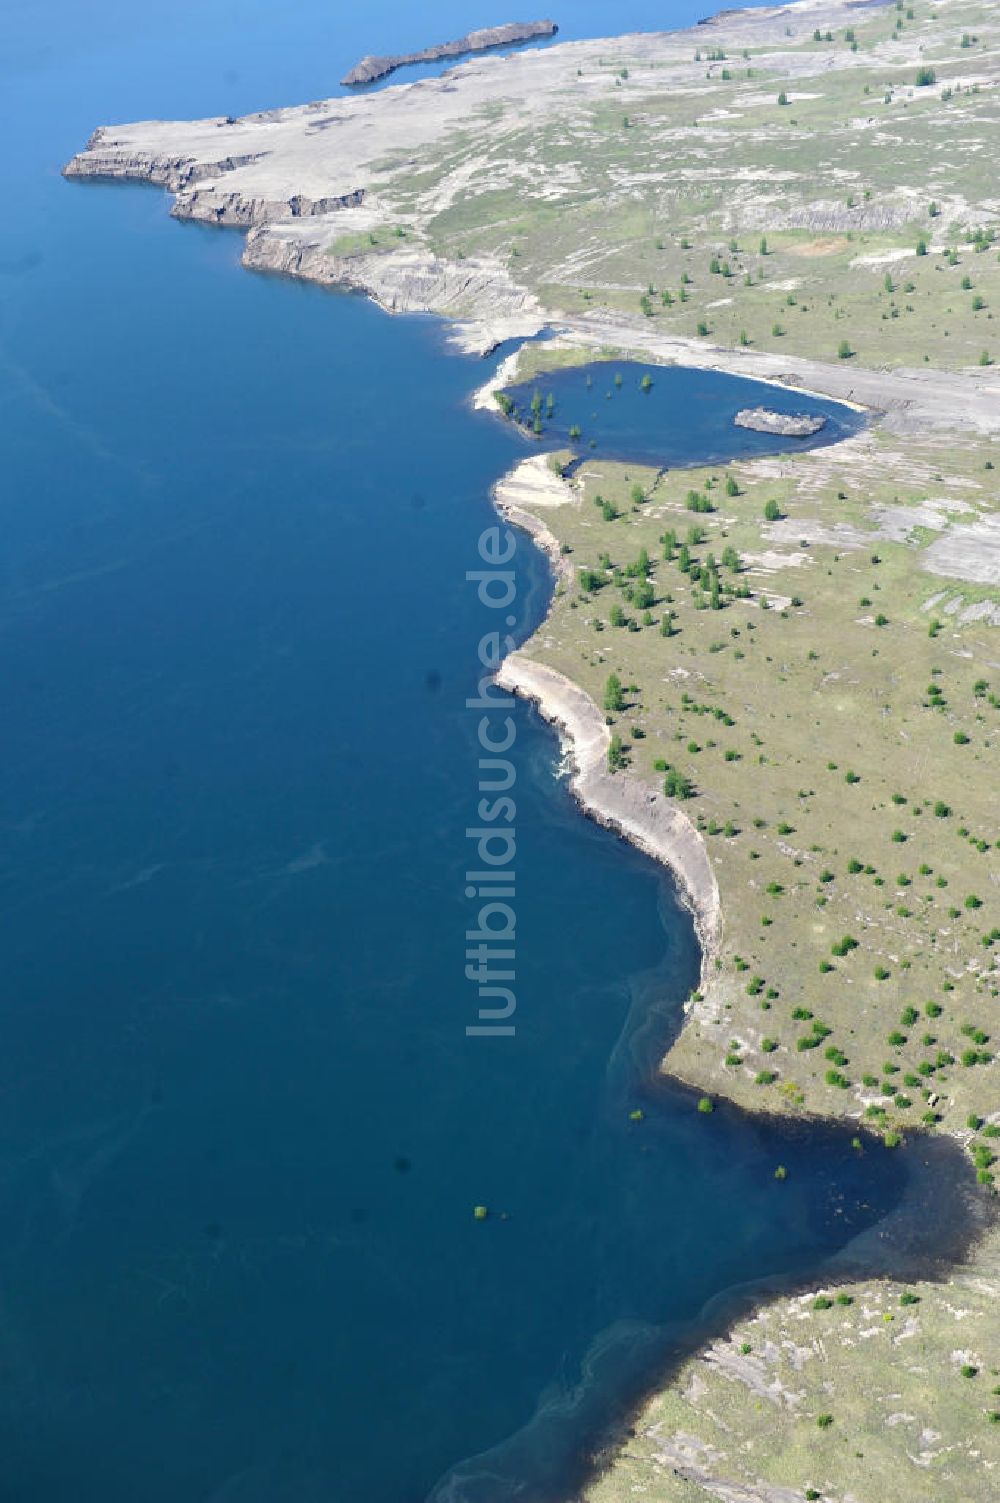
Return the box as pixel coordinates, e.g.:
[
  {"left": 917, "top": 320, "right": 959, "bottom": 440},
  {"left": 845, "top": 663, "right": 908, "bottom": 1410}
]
[
  {"left": 503, "top": 360, "right": 864, "bottom": 468},
  {"left": 0, "top": 5, "right": 980, "bottom": 1503}
]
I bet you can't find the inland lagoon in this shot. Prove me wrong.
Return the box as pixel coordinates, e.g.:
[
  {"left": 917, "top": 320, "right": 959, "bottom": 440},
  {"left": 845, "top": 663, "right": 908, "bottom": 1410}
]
[
  {"left": 502, "top": 361, "right": 862, "bottom": 467},
  {"left": 0, "top": 3, "right": 981, "bottom": 1501}
]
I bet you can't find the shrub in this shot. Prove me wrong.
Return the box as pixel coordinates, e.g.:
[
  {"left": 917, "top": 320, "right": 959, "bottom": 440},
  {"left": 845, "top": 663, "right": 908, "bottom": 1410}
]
[{"left": 831, "top": 935, "right": 858, "bottom": 957}]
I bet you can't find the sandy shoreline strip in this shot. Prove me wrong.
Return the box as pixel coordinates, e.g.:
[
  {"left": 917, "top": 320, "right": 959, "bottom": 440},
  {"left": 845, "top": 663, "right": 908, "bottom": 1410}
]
[
  {"left": 495, "top": 652, "right": 722, "bottom": 986},
  {"left": 491, "top": 453, "right": 577, "bottom": 586}
]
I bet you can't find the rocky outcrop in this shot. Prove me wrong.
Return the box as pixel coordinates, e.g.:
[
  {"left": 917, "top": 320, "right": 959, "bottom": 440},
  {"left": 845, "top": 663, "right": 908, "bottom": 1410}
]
[
  {"left": 62, "top": 129, "right": 266, "bottom": 192},
  {"left": 242, "top": 226, "right": 545, "bottom": 353},
  {"left": 64, "top": 129, "right": 366, "bottom": 228},
  {"left": 734, "top": 406, "right": 826, "bottom": 437},
  {"left": 341, "top": 19, "right": 558, "bottom": 86},
  {"left": 172, "top": 185, "right": 364, "bottom": 228}
]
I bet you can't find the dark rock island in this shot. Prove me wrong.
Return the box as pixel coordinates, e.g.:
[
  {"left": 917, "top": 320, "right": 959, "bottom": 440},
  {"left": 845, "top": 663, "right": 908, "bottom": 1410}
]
[{"left": 341, "top": 19, "right": 558, "bottom": 87}]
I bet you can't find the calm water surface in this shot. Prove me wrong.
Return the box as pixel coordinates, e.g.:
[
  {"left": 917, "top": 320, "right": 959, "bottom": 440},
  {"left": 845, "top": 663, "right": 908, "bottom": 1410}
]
[
  {"left": 505, "top": 362, "right": 863, "bottom": 467},
  {"left": 0, "top": 4, "right": 940, "bottom": 1500}
]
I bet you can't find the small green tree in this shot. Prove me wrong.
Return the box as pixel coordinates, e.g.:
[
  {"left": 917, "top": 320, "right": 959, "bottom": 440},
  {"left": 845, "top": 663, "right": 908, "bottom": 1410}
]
[
  {"left": 764, "top": 498, "right": 782, "bottom": 521},
  {"left": 664, "top": 768, "right": 692, "bottom": 798},
  {"left": 603, "top": 673, "right": 625, "bottom": 712}
]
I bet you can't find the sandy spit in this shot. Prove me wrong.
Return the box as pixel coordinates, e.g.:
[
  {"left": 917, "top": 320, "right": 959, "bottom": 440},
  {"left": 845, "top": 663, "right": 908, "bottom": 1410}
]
[{"left": 492, "top": 455, "right": 578, "bottom": 587}]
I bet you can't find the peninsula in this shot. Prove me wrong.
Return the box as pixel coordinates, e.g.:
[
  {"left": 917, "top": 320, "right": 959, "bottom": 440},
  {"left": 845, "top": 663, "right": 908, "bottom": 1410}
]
[
  {"left": 65, "top": 0, "right": 1000, "bottom": 1496},
  {"left": 341, "top": 19, "right": 558, "bottom": 86}
]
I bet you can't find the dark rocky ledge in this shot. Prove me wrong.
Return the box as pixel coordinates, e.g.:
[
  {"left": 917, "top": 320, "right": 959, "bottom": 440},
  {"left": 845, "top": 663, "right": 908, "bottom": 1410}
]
[
  {"left": 733, "top": 406, "right": 827, "bottom": 437},
  {"left": 341, "top": 19, "right": 558, "bottom": 86}
]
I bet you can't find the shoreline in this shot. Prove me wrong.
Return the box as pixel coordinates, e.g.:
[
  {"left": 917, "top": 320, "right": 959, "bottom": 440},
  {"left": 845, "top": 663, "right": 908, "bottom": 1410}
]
[
  {"left": 495, "top": 653, "right": 723, "bottom": 993},
  {"left": 492, "top": 453, "right": 577, "bottom": 587},
  {"left": 60, "top": 0, "right": 1000, "bottom": 1490}
]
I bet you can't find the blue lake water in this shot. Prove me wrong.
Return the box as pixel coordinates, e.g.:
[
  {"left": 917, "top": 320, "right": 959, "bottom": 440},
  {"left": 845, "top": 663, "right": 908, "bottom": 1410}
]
[
  {"left": 0, "top": 4, "right": 971, "bottom": 1501},
  {"left": 505, "top": 363, "right": 863, "bottom": 467}
]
